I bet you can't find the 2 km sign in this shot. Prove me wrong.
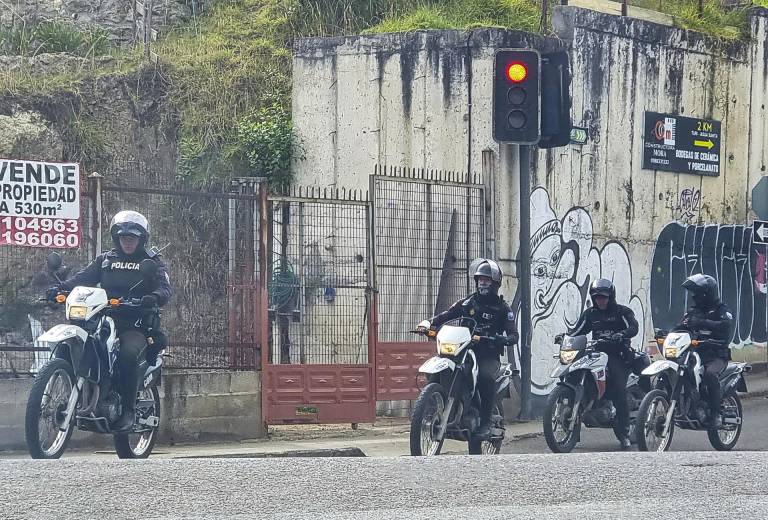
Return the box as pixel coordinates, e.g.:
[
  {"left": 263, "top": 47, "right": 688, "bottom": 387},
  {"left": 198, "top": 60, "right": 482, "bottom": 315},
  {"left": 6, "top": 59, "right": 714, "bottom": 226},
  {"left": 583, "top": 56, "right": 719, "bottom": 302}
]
[{"left": 0, "top": 159, "right": 82, "bottom": 248}]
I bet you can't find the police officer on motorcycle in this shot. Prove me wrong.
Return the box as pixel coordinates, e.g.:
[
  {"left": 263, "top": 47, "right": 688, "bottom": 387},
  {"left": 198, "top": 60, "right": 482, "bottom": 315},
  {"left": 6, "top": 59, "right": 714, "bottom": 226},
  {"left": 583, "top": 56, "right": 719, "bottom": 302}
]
[
  {"left": 424, "top": 258, "right": 518, "bottom": 438},
  {"left": 679, "top": 273, "right": 734, "bottom": 429},
  {"left": 566, "top": 278, "right": 644, "bottom": 449},
  {"left": 46, "top": 210, "right": 171, "bottom": 433}
]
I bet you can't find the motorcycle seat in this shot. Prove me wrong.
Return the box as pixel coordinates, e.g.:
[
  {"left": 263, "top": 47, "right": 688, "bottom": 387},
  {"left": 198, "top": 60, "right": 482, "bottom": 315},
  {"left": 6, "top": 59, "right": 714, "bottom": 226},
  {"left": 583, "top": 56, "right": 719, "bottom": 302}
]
[{"left": 719, "top": 364, "right": 742, "bottom": 381}]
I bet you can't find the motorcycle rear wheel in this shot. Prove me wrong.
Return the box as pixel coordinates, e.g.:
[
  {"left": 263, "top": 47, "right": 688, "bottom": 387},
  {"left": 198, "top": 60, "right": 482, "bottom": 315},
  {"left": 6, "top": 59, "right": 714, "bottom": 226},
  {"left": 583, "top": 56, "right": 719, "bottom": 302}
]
[
  {"left": 410, "top": 382, "right": 448, "bottom": 456},
  {"left": 25, "top": 358, "right": 77, "bottom": 459},
  {"left": 468, "top": 401, "right": 503, "bottom": 455},
  {"left": 114, "top": 386, "right": 161, "bottom": 459},
  {"left": 707, "top": 393, "right": 742, "bottom": 451},
  {"left": 543, "top": 386, "right": 580, "bottom": 453}
]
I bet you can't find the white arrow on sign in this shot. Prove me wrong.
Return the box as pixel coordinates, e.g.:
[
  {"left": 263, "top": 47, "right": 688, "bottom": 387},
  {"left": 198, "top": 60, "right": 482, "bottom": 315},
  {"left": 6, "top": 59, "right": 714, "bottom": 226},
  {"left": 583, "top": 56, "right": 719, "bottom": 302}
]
[{"left": 755, "top": 222, "right": 768, "bottom": 242}]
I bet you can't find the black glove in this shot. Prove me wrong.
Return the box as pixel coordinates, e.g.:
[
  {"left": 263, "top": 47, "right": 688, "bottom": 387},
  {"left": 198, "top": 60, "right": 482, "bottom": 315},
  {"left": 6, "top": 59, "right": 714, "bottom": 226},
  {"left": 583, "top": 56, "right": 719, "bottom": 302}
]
[
  {"left": 141, "top": 294, "right": 158, "bottom": 308},
  {"left": 493, "top": 335, "right": 507, "bottom": 348},
  {"left": 610, "top": 333, "right": 625, "bottom": 344},
  {"left": 45, "top": 287, "right": 60, "bottom": 302},
  {"left": 685, "top": 316, "right": 703, "bottom": 328}
]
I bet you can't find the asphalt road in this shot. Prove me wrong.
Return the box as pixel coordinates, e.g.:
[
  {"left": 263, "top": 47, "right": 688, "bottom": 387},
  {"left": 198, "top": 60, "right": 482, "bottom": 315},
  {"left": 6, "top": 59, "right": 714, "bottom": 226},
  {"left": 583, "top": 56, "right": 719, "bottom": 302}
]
[
  {"left": 504, "top": 394, "right": 768, "bottom": 454},
  {"left": 2, "top": 451, "right": 767, "bottom": 519}
]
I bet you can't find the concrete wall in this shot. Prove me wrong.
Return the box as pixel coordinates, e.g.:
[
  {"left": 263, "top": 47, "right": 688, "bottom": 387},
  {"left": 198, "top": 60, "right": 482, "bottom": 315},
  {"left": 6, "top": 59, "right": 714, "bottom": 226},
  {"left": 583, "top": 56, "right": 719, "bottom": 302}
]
[
  {"left": 0, "top": 370, "right": 264, "bottom": 452},
  {"left": 292, "top": 6, "right": 768, "bottom": 397}
]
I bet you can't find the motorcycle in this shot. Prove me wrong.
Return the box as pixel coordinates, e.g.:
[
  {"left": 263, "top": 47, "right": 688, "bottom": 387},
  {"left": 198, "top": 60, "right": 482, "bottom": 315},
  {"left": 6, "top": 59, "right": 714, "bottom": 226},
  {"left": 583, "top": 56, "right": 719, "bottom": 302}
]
[
  {"left": 543, "top": 335, "right": 648, "bottom": 453},
  {"left": 25, "top": 252, "right": 165, "bottom": 459},
  {"left": 635, "top": 328, "right": 749, "bottom": 452},
  {"left": 409, "top": 318, "right": 518, "bottom": 456}
]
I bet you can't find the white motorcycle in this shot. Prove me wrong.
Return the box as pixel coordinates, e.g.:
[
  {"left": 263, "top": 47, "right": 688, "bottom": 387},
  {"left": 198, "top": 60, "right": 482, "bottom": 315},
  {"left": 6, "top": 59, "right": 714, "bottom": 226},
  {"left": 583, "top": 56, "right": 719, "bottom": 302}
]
[
  {"left": 543, "top": 335, "right": 648, "bottom": 453},
  {"left": 636, "top": 328, "right": 749, "bottom": 452},
  {"left": 25, "top": 253, "right": 164, "bottom": 459},
  {"left": 409, "top": 318, "right": 518, "bottom": 456}
]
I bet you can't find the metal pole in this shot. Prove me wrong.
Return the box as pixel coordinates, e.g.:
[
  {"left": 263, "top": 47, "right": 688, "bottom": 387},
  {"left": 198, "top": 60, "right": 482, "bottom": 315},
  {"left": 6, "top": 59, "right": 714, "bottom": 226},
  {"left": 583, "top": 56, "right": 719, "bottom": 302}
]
[
  {"left": 426, "top": 183, "right": 434, "bottom": 310},
  {"left": 88, "top": 173, "right": 103, "bottom": 257},
  {"left": 518, "top": 144, "right": 533, "bottom": 420},
  {"left": 622, "top": 0, "right": 628, "bottom": 17}
]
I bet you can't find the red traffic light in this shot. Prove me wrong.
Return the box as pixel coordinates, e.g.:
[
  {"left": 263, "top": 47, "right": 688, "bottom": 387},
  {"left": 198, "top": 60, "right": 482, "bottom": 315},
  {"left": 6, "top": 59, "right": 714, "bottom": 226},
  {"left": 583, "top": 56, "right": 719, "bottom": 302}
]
[{"left": 506, "top": 62, "right": 528, "bottom": 83}]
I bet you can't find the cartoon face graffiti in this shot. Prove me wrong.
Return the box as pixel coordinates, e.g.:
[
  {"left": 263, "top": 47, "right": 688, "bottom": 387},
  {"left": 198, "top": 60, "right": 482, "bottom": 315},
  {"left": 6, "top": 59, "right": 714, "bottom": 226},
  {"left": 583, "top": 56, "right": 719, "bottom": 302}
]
[{"left": 517, "top": 188, "right": 646, "bottom": 395}]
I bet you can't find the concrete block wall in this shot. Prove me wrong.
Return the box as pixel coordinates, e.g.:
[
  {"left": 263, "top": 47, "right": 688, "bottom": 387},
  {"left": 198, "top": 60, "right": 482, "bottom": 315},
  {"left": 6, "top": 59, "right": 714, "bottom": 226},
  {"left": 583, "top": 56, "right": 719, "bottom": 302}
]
[{"left": 0, "top": 370, "right": 264, "bottom": 452}]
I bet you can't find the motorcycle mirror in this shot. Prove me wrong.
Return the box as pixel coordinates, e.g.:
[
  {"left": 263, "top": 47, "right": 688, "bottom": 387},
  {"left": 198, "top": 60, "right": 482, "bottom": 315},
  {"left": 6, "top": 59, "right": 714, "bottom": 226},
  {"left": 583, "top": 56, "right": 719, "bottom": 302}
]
[
  {"left": 46, "top": 252, "right": 63, "bottom": 272},
  {"left": 139, "top": 259, "right": 158, "bottom": 279}
]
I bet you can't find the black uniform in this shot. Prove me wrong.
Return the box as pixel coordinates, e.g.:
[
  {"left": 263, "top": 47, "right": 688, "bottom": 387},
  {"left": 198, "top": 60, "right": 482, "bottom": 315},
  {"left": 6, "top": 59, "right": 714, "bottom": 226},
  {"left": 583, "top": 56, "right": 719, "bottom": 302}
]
[
  {"left": 429, "top": 293, "right": 518, "bottom": 428},
  {"left": 568, "top": 303, "right": 639, "bottom": 439},
  {"left": 57, "top": 247, "right": 171, "bottom": 422},
  {"left": 680, "top": 302, "right": 734, "bottom": 418}
]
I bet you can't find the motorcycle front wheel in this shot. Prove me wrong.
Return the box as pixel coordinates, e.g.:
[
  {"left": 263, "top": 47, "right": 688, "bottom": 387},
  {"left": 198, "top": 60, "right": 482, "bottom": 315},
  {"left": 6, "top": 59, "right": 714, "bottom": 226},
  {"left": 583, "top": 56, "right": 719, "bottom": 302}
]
[
  {"left": 636, "top": 389, "right": 674, "bottom": 452},
  {"left": 410, "top": 382, "right": 449, "bottom": 456},
  {"left": 114, "top": 386, "right": 161, "bottom": 459},
  {"left": 25, "top": 358, "right": 77, "bottom": 459},
  {"left": 543, "top": 385, "right": 581, "bottom": 453}
]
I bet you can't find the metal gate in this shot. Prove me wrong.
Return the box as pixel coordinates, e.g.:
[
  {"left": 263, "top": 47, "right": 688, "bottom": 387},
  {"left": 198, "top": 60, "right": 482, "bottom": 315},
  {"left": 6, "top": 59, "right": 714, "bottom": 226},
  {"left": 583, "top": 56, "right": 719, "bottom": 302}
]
[
  {"left": 372, "top": 168, "right": 486, "bottom": 407},
  {"left": 262, "top": 187, "right": 376, "bottom": 424},
  {"left": 98, "top": 164, "right": 263, "bottom": 370}
]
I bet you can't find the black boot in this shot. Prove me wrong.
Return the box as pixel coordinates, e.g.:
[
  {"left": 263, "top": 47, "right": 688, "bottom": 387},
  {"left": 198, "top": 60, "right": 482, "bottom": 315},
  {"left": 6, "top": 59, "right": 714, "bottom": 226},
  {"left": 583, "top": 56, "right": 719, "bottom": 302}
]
[
  {"left": 475, "top": 418, "right": 491, "bottom": 439},
  {"left": 114, "top": 361, "right": 141, "bottom": 434},
  {"left": 112, "top": 409, "right": 135, "bottom": 433},
  {"left": 705, "top": 409, "right": 722, "bottom": 429}
]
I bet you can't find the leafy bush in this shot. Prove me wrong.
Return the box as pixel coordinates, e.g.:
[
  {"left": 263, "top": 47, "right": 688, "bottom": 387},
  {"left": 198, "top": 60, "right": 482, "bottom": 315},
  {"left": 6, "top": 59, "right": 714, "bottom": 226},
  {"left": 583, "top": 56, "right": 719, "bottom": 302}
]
[
  {"left": 0, "top": 23, "right": 35, "bottom": 54},
  {"left": 237, "top": 105, "right": 299, "bottom": 190}
]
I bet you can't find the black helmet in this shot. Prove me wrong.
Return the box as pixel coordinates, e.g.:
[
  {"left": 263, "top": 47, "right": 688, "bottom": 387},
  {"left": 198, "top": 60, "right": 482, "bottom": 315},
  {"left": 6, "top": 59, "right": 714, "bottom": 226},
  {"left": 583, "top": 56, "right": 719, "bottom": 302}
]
[
  {"left": 682, "top": 273, "right": 719, "bottom": 307},
  {"left": 470, "top": 258, "right": 502, "bottom": 297},
  {"left": 110, "top": 210, "right": 149, "bottom": 254},
  {"left": 589, "top": 278, "right": 616, "bottom": 306}
]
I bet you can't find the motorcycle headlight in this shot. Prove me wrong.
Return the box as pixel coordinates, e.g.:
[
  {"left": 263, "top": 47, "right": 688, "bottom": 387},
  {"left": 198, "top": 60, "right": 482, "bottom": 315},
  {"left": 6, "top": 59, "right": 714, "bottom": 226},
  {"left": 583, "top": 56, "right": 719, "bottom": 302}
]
[
  {"left": 664, "top": 346, "right": 678, "bottom": 359},
  {"left": 559, "top": 350, "right": 578, "bottom": 365},
  {"left": 439, "top": 343, "right": 458, "bottom": 355},
  {"left": 67, "top": 306, "right": 87, "bottom": 320}
]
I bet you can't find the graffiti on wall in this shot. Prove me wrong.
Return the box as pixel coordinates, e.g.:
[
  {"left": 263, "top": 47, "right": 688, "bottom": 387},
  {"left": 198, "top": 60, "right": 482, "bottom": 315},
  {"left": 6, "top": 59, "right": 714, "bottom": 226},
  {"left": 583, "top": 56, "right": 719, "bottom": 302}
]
[
  {"left": 650, "top": 222, "right": 768, "bottom": 346},
  {"left": 677, "top": 187, "right": 701, "bottom": 221},
  {"left": 517, "top": 188, "right": 646, "bottom": 396}
]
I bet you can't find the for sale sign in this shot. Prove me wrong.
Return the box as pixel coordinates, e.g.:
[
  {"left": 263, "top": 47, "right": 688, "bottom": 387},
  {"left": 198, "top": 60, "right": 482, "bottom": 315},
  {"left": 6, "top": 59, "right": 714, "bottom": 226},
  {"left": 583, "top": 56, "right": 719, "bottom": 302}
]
[{"left": 0, "top": 159, "right": 82, "bottom": 248}]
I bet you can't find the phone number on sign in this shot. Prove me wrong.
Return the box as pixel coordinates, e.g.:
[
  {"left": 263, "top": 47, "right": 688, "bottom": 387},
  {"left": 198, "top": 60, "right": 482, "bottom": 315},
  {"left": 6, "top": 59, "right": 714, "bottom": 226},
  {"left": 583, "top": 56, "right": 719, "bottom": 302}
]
[{"left": 0, "top": 216, "right": 80, "bottom": 248}]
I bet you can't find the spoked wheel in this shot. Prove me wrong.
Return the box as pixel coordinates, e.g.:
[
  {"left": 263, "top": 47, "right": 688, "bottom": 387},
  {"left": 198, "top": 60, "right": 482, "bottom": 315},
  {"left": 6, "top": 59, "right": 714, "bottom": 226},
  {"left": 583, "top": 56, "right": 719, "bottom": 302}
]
[
  {"left": 636, "top": 389, "right": 674, "bottom": 452},
  {"left": 708, "top": 393, "right": 743, "bottom": 451},
  {"left": 114, "top": 387, "right": 161, "bottom": 459},
  {"left": 25, "top": 358, "right": 77, "bottom": 459},
  {"left": 468, "top": 401, "right": 504, "bottom": 455},
  {"left": 543, "top": 386, "right": 581, "bottom": 453},
  {"left": 410, "top": 383, "right": 449, "bottom": 456}
]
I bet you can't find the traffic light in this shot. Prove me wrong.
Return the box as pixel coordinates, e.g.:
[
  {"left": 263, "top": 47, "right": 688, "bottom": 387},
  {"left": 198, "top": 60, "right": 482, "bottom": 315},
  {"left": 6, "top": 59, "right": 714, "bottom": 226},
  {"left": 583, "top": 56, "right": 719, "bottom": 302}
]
[
  {"left": 538, "top": 50, "right": 572, "bottom": 149},
  {"left": 493, "top": 49, "right": 540, "bottom": 144}
]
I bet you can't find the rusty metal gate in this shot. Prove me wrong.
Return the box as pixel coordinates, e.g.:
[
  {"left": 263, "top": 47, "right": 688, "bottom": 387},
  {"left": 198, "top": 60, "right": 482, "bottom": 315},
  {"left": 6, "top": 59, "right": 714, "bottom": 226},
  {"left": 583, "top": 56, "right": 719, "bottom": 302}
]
[
  {"left": 372, "top": 167, "right": 486, "bottom": 407},
  {"left": 98, "top": 163, "right": 263, "bottom": 370},
  {"left": 262, "top": 187, "right": 376, "bottom": 424}
]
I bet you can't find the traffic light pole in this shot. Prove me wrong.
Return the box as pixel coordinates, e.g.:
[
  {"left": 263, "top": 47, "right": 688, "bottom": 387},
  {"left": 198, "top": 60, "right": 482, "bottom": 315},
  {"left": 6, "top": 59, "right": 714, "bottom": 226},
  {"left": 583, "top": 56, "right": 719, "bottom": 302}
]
[{"left": 516, "top": 144, "right": 534, "bottom": 420}]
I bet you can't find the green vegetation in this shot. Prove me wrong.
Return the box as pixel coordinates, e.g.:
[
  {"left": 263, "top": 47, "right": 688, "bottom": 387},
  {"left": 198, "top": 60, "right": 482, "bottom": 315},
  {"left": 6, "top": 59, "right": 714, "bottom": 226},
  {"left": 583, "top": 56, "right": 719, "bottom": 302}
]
[{"left": 1, "top": 20, "right": 112, "bottom": 57}]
